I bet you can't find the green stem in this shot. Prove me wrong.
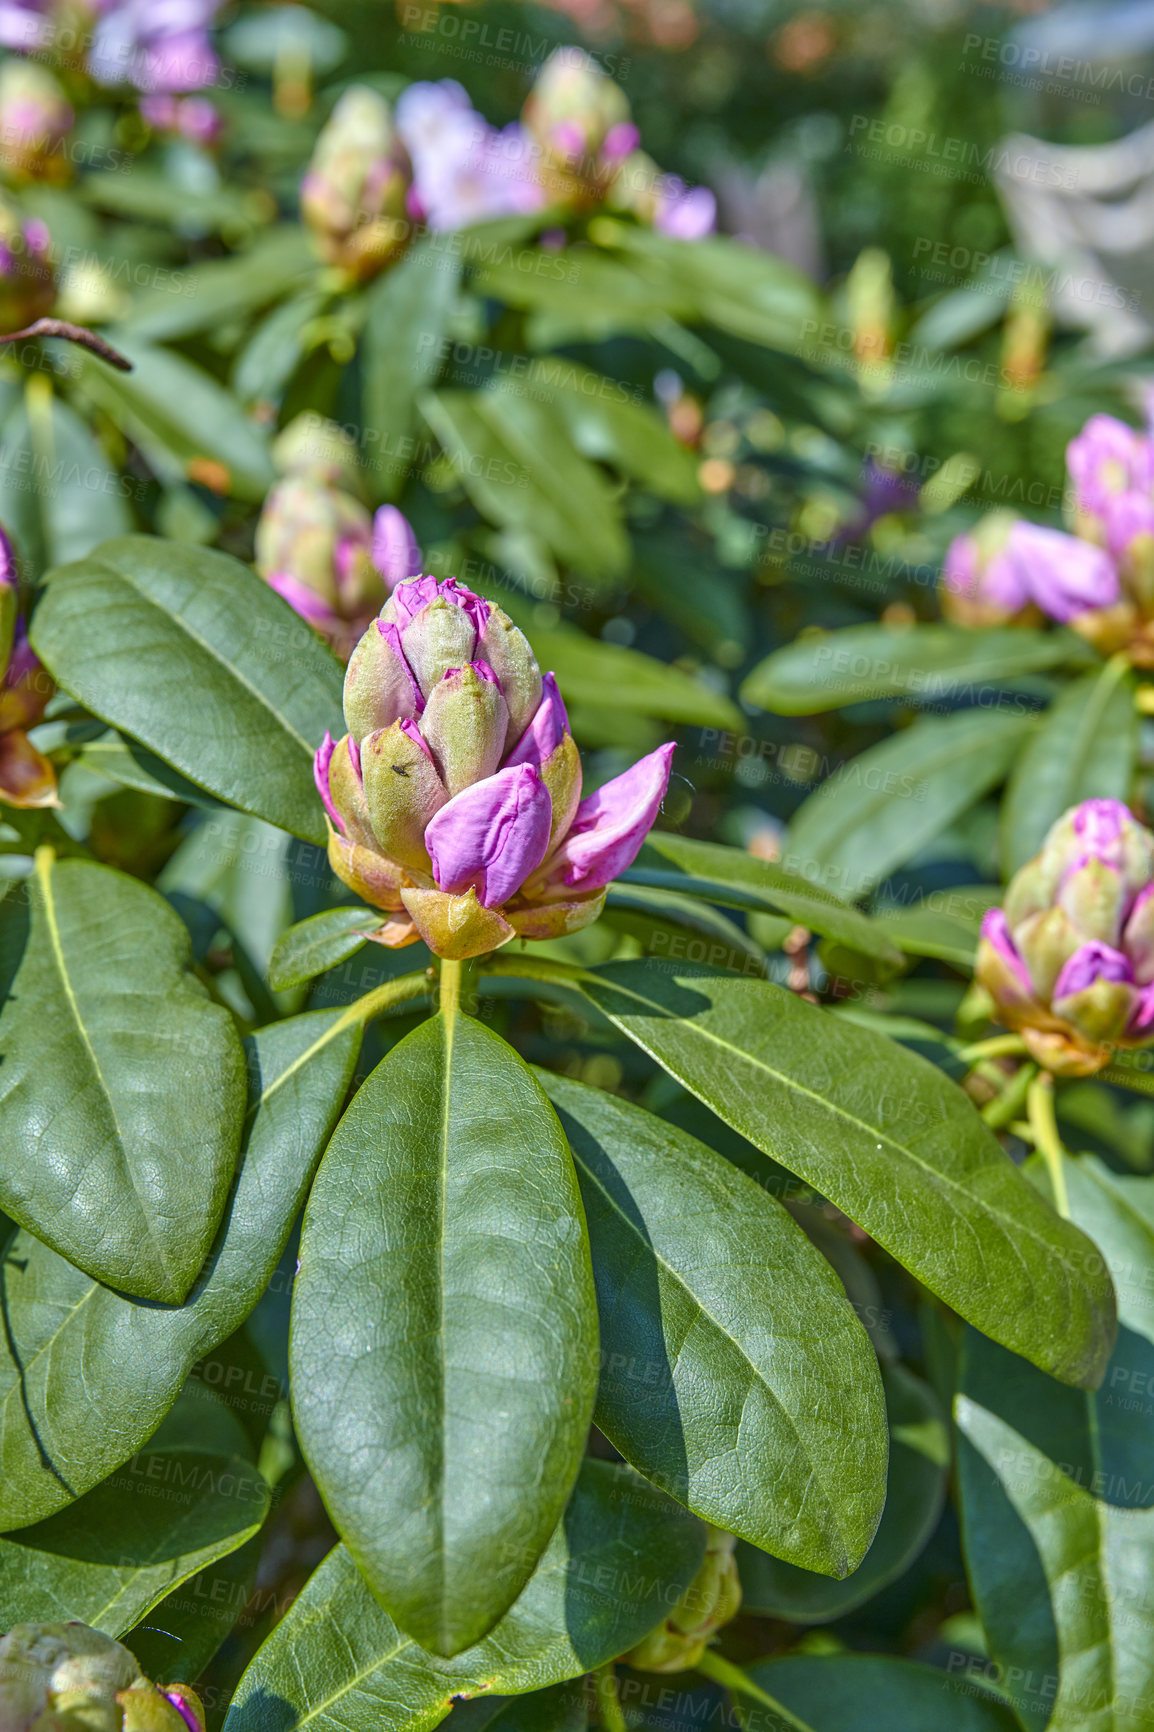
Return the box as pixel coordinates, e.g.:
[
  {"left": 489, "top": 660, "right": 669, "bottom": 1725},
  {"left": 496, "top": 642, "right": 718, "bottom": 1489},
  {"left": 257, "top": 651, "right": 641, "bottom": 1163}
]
[
  {"left": 331, "top": 970, "right": 432, "bottom": 1037},
  {"left": 981, "top": 1060, "right": 1037, "bottom": 1131},
  {"left": 1026, "top": 1071, "right": 1070, "bottom": 1219},
  {"left": 594, "top": 1664, "right": 627, "bottom": 1732},
  {"left": 438, "top": 956, "right": 478, "bottom": 1016},
  {"left": 694, "top": 1652, "right": 818, "bottom": 1732},
  {"left": 957, "top": 1033, "right": 1029, "bottom": 1065}
]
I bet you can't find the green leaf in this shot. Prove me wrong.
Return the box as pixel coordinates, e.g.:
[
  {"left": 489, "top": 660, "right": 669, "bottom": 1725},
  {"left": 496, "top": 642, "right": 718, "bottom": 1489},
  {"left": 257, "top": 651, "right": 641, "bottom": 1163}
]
[
  {"left": 0, "top": 392, "right": 132, "bottom": 578},
  {"left": 957, "top": 1153, "right": 1154, "bottom": 1732},
  {"left": 740, "top": 1655, "right": 1019, "bottom": 1732},
  {"left": 420, "top": 389, "right": 629, "bottom": 580},
  {"left": 873, "top": 894, "right": 997, "bottom": 969},
  {"left": 268, "top": 907, "right": 389, "bottom": 990},
  {"left": 73, "top": 732, "right": 223, "bottom": 808},
  {"left": 126, "top": 1531, "right": 263, "bottom": 1687},
  {"left": 540, "top": 1074, "right": 887, "bottom": 1573},
  {"left": 0, "top": 1006, "right": 363, "bottom": 1530},
  {"left": 635, "top": 833, "right": 903, "bottom": 965},
  {"left": 0, "top": 1448, "right": 268, "bottom": 1636},
  {"left": 741, "top": 624, "right": 1092, "bottom": 715},
  {"left": 602, "top": 882, "right": 769, "bottom": 976},
  {"left": 232, "top": 286, "right": 330, "bottom": 409},
  {"left": 222, "top": 1460, "right": 704, "bottom": 1732},
  {"left": 122, "top": 227, "right": 316, "bottom": 341},
  {"left": 445, "top": 1681, "right": 586, "bottom": 1731},
  {"left": 291, "top": 1011, "right": 599, "bottom": 1657},
  {"left": 31, "top": 536, "right": 344, "bottom": 843},
  {"left": 362, "top": 243, "right": 461, "bottom": 504},
  {"left": 67, "top": 333, "right": 274, "bottom": 500},
  {"left": 494, "top": 958, "right": 1116, "bottom": 1388},
  {"left": 1000, "top": 659, "right": 1137, "bottom": 878},
  {"left": 738, "top": 1362, "right": 947, "bottom": 1619},
  {"left": 787, "top": 711, "right": 1035, "bottom": 899},
  {"left": 471, "top": 248, "right": 695, "bottom": 344},
  {"left": 516, "top": 360, "right": 701, "bottom": 504},
  {"left": 0, "top": 853, "right": 246, "bottom": 1302}
]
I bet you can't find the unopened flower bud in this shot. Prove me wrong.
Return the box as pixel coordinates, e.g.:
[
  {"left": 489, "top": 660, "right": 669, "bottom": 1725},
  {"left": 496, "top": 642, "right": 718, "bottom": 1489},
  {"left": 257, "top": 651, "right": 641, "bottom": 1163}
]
[
  {"left": 300, "top": 86, "right": 412, "bottom": 282},
  {"left": 522, "top": 48, "right": 633, "bottom": 205},
  {"left": 317, "top": 574, "right": 673, "bottom": 957},
  {"left": 0, "top": 61, "right": 73, "bottom": 185},
  {"left": 977, "top": 798, "right": 1154, "bottom": 1074},
  {"left": 624, "top": 1528, "right": 742, "bottom": 1673},
  {"left": 0, "top": 1621, "right": 204, "bottom": 1732}
]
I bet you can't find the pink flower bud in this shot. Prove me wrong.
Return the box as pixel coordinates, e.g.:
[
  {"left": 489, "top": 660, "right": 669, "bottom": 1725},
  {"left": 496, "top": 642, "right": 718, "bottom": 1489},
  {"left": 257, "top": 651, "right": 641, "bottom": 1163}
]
[
  {"left": 426, "top": 762, "right": 553, "bottom": 907},
  {"left": 371, "top": 506, "right": 422, "bottom": 590}
]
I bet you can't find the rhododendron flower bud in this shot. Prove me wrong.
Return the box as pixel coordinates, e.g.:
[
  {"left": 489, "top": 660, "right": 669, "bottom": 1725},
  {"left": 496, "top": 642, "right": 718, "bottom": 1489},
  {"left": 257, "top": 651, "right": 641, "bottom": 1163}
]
[
  {"left": 0, "top": 1620, "right": 204, "bottom": 1732},
  {"left": 316, "top": 574, "right": 674, "bottom": 957},
  {"left": 0, "top": 61, "right": 73, "bottom": 184},
  {"left": 976, "top": 798, "right": 1154, "bottom": 1074},
  {"left": 300, "top": 86, "right": 411, "bottom": 282},
  {"left": 395, "top": 80, "right": 543, "bottom": 230},
  {"left": 522, "top": 48, "right": 634, "bottom": 205},
  {"left": 608, "top": 150, "right": 716, "bottom": 239},
  {"left": 1007, "top": 521, "right": 1120, "bottom": 623},
  {"left": 1066, "top": 412, "right": 1154, "bottom": 546},
  {"left": 624, "top": 1529, "right": 742, "bottom": 1673},
  {"left": 0, "top": 199, "right": 53, "bottom": 331},
  {"left": 0, "top": 520, "right": 55, "bottom": 810},
  {"left": 89, "top": 0, "right": 220, "bottom": 95},
  {"left": 256, "top": 421, "right": 385, "bottom": 660}
]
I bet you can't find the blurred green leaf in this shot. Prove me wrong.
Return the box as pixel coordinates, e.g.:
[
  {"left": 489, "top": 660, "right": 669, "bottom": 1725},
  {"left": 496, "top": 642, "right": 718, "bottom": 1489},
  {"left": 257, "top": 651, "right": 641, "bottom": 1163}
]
[
  {"left": 268, "top": 906, "right": 390, "bottom": 990},
  {"left": 121, "top": 227, "right": 316, "bottom": 341},
  {"left": 362, "top": 243, "right": 461, "bottom": 504}
]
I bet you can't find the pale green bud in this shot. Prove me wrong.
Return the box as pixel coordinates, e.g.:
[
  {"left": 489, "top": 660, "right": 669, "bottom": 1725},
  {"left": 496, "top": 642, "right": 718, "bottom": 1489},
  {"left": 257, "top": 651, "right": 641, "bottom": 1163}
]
[
  {"left": 418, "top": 664, "right": 508, "bottom": 797},
  {"left": 361, "top": 720, "right": 449, "bottom": 873}
]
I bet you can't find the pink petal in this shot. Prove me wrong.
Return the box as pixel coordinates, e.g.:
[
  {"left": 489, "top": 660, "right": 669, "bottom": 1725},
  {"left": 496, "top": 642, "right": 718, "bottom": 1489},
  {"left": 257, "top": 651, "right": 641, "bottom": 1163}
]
[{"left": 426, "top": 763, "right": 553, "bottom": 907}]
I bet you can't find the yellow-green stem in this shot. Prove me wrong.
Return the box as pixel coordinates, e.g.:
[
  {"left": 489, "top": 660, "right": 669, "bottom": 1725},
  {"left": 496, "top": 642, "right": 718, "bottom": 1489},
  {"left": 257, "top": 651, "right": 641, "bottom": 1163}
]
[
  {"left": 439, "top": 956, "right": 478, "bottom": 1016},
  {"left": 594, "top": 1664, "right": 627, "bottom": 1732},
  {"left": 694, "top": 1652, "right": 818, "bottom": 1732},
  {"left": 1026, "top": 1071, "right": 1070, "bottom": 1219},
  {"left": 957, "top": 1033, "right": 1029, "bottom": 1065},
  {"left": 982, "top": 1060, "right": 1037, "bottom": 1131}
]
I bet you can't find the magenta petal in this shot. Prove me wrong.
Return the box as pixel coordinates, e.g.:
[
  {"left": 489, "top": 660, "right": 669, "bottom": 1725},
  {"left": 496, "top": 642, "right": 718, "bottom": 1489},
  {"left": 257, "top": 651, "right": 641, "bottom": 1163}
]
[
  {"left": 1052, "top": 940, "right": 1133, "bottom": 1001},
  {"left": 425, "top": 763, "right": 553, "bottom": 907},
  {"left": 555, "top": 742, "right": 675, "bottom": 892},
  {"left": 314, "top": 733, "right": 344, "bottom": 834},
  {"left": 164, "top": 1693, "right": 202, "bottom": 1732},
  {"left": 371, "top": 505, "right": 422, "bottom": 590},
  {"left": 979, "top": 908, "right": 1034, "bottom": 996},
  {"left": 506, "top": 672, "right": 568, "bottom": 768},
  {"left": 399, "top": 716, "right": 433, "bottom": 758},
  {"left": 388, "top": 574, "right": 441, "bottom": 628},
  {"left": 1129, "top": 980, "right": 1154, "bottom": 1036},
  {"left": 0, "top": 523, "right": 16, "bottom": 590},
  {"left": 376, "top": 619, "right": 426, "bottom": 716},
  {"left": 1006, "top": 521, "right": 1120, "bottom": 622},
  {"left": 265, "top": 569, "right": 338, "bottom": 632}
]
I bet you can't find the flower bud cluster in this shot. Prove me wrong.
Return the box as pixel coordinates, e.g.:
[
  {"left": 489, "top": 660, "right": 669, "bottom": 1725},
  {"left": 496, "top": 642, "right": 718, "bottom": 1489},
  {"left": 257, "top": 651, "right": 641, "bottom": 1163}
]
[
  {"left": 977, "top": 799, "right": 1154, "bottom": 1075},
  {"left": 315, "top": 573, "right": 674, "bottom": 959},
  {"left": 0, "top": 1620, "right": 205, "bottom": 1732},
  {"left": 941, "top": 410, "right": 1154, "bottom": 663},
  {"left": 0, "top": 61, "right": 74, "bottom": 184},
  {"left": 255, "top": 417, "right": 421, "bottom": 659},
  {"left": 0, "top": 520, "right": 56, "bottom": 809},
  {"left": 300, "top": 86, "right": 412, "bottom": 282}
]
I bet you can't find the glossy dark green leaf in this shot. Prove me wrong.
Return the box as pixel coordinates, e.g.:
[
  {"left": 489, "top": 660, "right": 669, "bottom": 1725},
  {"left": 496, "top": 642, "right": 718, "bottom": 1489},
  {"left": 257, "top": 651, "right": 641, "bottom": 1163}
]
[
  {"left": 222, "top": 1460, "right": 704, "bottom": 1732},
  {"left": 73, "top": 733, "right": 223, "bottom": 808},
  {"left": 540, "top": 1074, "right": 887, "bottom": 1573},
  {"left": 0, "top": 1448, "right": 268, "bottom": 1635},
  {"left": 738, "top": 1362, "right": 947, "bottom": 1620},
  {"left": 787, "top": 710, "right": 1035, "bottom": 899},
  {"left": 496, "top": 958, "right": 1116, "bottom": 1388},
  {"left": 31, "top": 536, "right": 344, "bottom": 843},
  {"left": 0, "top": 392, "right": 132, "bottom": 578},
  {"left": 0, "top": 1007, "right": 362, "bottom": 1531},
  {"left": 363, "top": 243, "right": 460, "bottom": 503},
  {"left": 636, "top": 833, "right": 903, "bottom": 964},
  {"left": 68, "top": 333, "right": 274, "bottom": 499},
  {"left": 873, "top": 895, "right": 996, "bottom": 969},
  {"left": 291, "top": 1011, "right": 599, "bottom": 1657},
  {"left": 420, "top": 389, "right": 629, "bottom": 580},
  {"left": 125, "top": 1531, "right": 263, "bottom": 1687},
  {"left": 957, "top": 1153, "right": 1154, "bottom": 1732},
  {"left": 740, "top": 624, "right": 1091, "bottom": 715},
  {"left": 741, "top": 1655, "right": 1019, "bottom": 1732},
  {"left": 268, "top": 907, "right": 390, "bottom": 990},
  {"left": 446, "top": 1681, "right": 586, "bottom": 1732},
  {"left": 602, "top": 883, "right": 768, "bottom": 976},
  {"left": 0, "top": 852, "right": 246, "bottom": 1302},
  {"left": 1000, "top": 660, "right": 1137, "bottom": 878}
]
